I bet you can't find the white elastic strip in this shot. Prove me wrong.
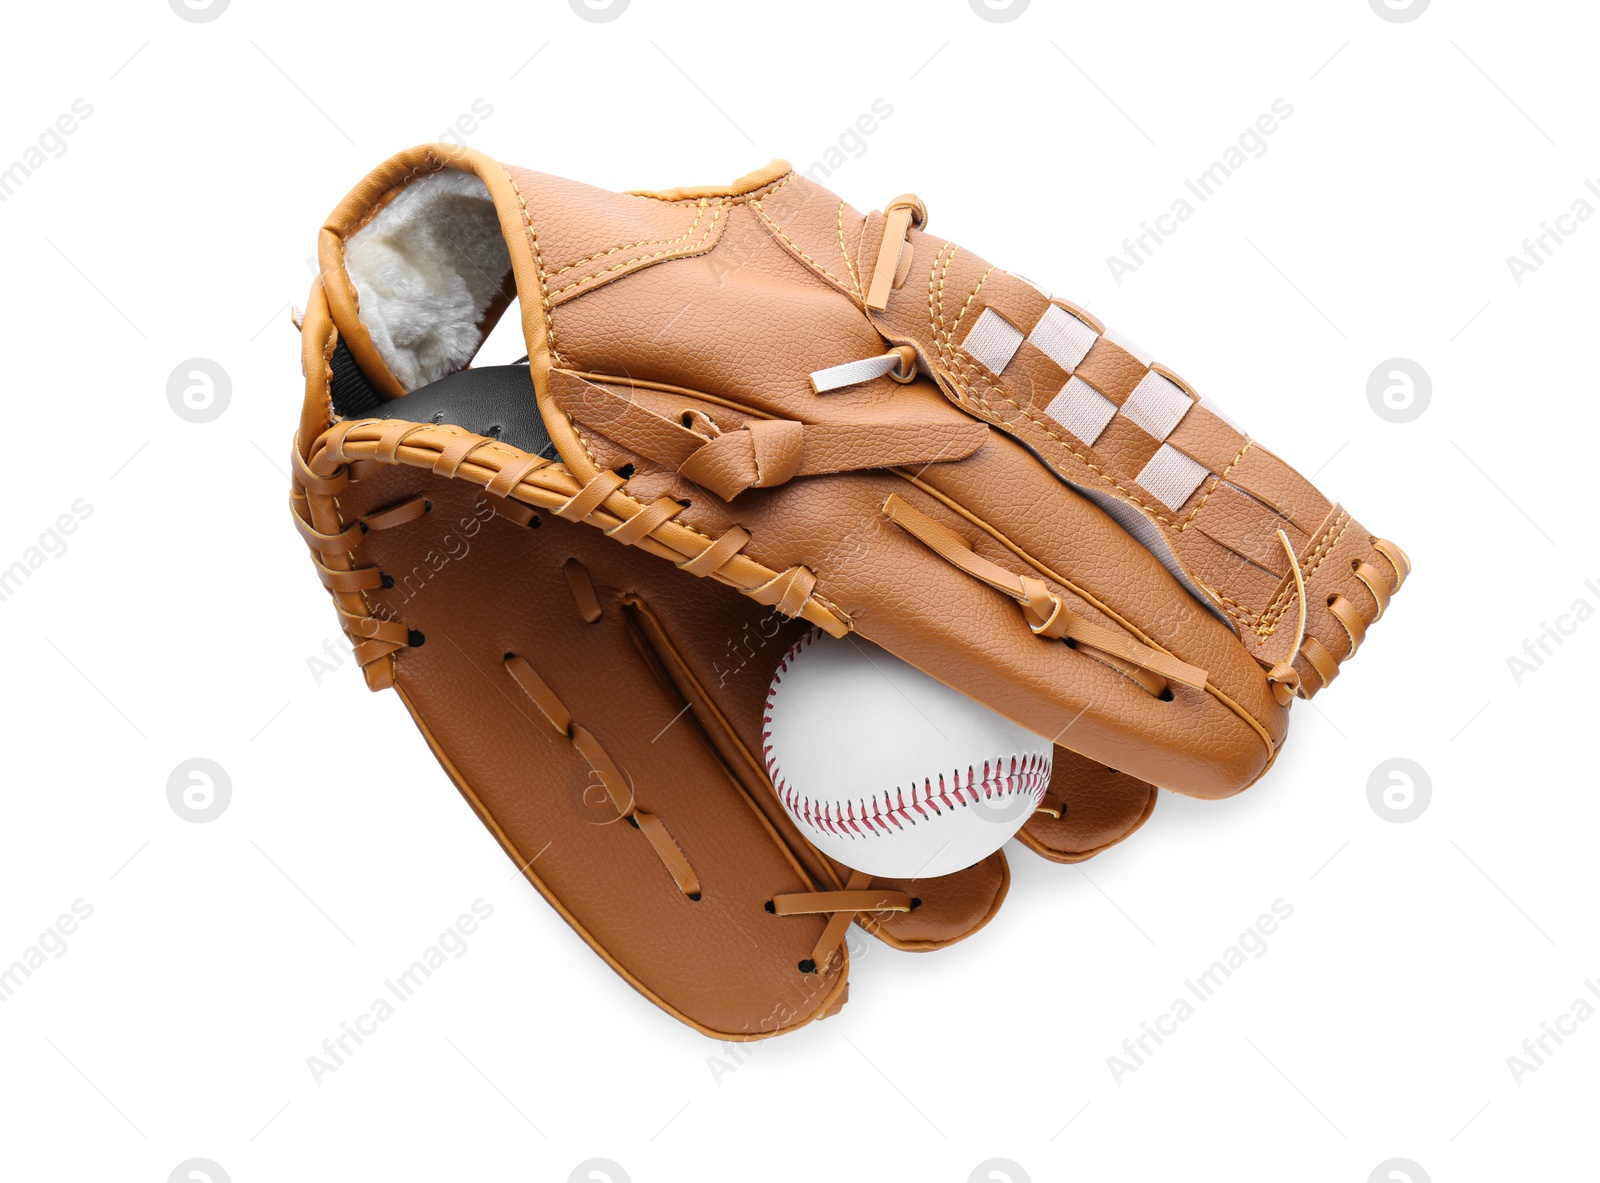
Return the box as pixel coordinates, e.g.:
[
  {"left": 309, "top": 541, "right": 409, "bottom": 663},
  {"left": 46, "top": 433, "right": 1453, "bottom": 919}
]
[
  {"left": 1203, "top": 397, "right": 1246, "bottom": 434},
  {"left": 1069, "top": 480, "right": 1235, "bottom": 629},
  {"left": 1119, "top": 371, "right": 1195, "bottom": 442},
  {"left": 1028, "top": 304, "right": 1098, "bottom": 373},
  {"left": 1044, "top": 376, "right": 1118, "bottom": 446},
  {"left": 962, "top": 308, "right": 1025, "bottom": 374},
  {"left": 1137, "top": 444, "right": 1211, "bottom": 509},
  {"left": 810, "top": 352, "right": 902, "bottom": 393},
  {"left": 1012, "top": 273, "right": 1051, "bottom": 298},
  {"left": 1104, "top": 326, "right": 1154, "bottom": 366}
]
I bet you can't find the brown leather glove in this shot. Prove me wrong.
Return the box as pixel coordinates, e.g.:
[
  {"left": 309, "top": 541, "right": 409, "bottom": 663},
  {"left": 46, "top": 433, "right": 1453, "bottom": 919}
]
[{"left": 291, "top": 144, "right": 1408, "bottom": 1036}]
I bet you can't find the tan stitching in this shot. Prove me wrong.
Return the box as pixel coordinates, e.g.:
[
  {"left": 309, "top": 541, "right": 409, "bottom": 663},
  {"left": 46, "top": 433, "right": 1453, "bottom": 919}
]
[
  {"left": 751, "top": 198, "right": 850, "bottom": 291},
  {"left": 1178, "top": 441, "right": 1253, "bottom": 531},
  {"left": 636, "top": 171, "right": 793, "bottom": 208},
  {"left": 950, "top": 267, "right": 996, "bottom": 342},
  {"left": 344, "top": 159, "right": 433, "bottom": 239},
  {"left": 920, "top": 247, "right": 1177, "bottom": 522},
  {"left": 546, "top": 201, "right": 713, "bottom": 280},
  {"left": 1193, "top": 577, "right": 1256, "bottom": 628},
  {"left": 837, "top": 201, "right": 861, "bottom": 299},
  {"left": 943, "top": 341, "right": 1178, "bottom": 525},
  {"left": 1258, "top": 510, "right": 1349, "bottom": 635},
  {"left": 498, "top": 166, "right": 559, "bottom": 365},
  {"left": 549, "top": 203, "right": 724, "bottom": 297}
]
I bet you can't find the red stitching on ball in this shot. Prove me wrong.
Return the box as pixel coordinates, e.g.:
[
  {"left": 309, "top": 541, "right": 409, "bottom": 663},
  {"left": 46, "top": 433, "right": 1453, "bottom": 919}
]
[{"left": 762, "top": 630, "right": 1050, "bottom": 842}]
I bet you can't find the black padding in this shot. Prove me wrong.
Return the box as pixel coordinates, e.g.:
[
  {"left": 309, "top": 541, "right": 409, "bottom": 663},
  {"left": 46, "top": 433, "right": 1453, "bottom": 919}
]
[
  {"left": 329, "top": 340, "right": 386, "bottom": 419},
  {"left": 372, "top": 364, "right": 556, "bottom": 458}
]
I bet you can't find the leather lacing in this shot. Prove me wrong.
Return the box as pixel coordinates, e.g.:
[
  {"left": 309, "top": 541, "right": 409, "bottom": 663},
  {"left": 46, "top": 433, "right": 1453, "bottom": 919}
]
[
  {"left": 1293, "top": 538, "right": 1411, "bottom": 698},
  {"left": 523, "top": 556, "right": 913, "bottom": 974},
  {"left": 293, "top": 417, "right": 854, "bottom": 689},
  {"left": 292, "top": 425, "right": 910, "bottom": 977},
  {"left": 854, "top": 196, "right": 1413, "bottom": 708},
  {"left": 291, "top": 443, "right": 432, "bottom": 679},
  {"left": 881, "top": 492, "right": 1208, "bottom": 700}
]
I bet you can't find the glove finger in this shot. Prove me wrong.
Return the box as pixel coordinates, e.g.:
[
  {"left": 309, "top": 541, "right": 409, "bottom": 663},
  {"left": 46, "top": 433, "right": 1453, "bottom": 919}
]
[{"left": 1016, "top": 749, "right": 1157, "bottom": 864}]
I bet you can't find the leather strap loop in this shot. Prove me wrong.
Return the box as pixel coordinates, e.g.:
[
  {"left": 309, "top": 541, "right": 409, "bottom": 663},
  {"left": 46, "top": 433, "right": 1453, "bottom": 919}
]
[
  {"left": 557, "top": 469, "right": 627, "bottom": 522},
  {"left": 1373, "top": 538, "right": 1411, "bottom": 591},
  {"left": 866, "top": 196, "right": 925, "bottom": 310},
  {"left": 1298, "top": 634, "right": 1340, "bottom": 694},
  {"left": 1326, "top": 594, "right": 1367, "bottom": 657},
  {"left": 362, "top": 496, "right": 429, "bottom": 531},
  {"left": 749, "top": 566, "right": 818, "bottom": 619},
  {"left": 313, "top": 558, "right": 384, "bottom": 593},
  {"left": 677, "top": 525, "right": 752, "bottom": 578},
  {"left": 882, "top": 493, "right": 1207, "bottom": 692},
  {"left": 607, "top": 496, "right": 686, "bottom": 547},
  {"left": 292, "top": 444, "right": 347, "bottom": 495},
  {"left": 505, "top": 652, "right": 701, "bottom": 897},
  {"left": 337, "top": 607, "right": 409, "bottom": 646},
  {"left": 563, "top": 557, "right": 604, "bottom": 624},
  {"left": 747, "top": 419, "right": 805, "bottom": 488},
  {"left": 486, "top": 452, "right": 553, "bottom": 499},
  {"left": 431, "top": 433, "right": 489, "bottom": 478},
  {"left": 293, "top": 510, "right": 365, "bottom": 554},
  {"left": 1353, "top": 560, "right": 1393, "bottom": 619},
  {"left": 769, "top": 888, "right": 911, "bottom": 916},
  {"left": 505, "top": 654, "right": 575, "bottom": 736},
  {"left": 373, "top": 419, "right": 428, "bottom": 462}
]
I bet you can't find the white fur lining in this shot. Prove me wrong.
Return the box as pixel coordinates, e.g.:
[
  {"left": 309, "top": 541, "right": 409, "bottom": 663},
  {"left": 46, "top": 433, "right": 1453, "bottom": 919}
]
[{"left": 343, "top": 170, "right": 512, "bottom": 390}]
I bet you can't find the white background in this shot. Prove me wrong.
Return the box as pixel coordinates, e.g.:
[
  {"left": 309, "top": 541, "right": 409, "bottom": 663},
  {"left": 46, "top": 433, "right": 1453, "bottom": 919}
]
[{"left": 2, "top": 1, "right": 1595, "bottom": 1180}]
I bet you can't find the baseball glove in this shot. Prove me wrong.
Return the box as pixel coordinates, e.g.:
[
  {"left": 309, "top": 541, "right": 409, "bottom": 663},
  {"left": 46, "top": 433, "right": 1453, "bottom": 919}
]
[{"left": 290, "top": 144, "right": 1407, "bottom": 1036}]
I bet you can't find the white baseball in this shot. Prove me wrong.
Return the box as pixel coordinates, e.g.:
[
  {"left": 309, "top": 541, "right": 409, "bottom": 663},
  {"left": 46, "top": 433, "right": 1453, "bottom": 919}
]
[{"left": 763, "top": 630, "right": 1053, "bottom": 879}]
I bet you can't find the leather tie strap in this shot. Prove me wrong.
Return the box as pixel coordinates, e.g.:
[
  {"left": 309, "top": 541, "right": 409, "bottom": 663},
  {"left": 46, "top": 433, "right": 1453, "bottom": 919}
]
[
  {"left": 865, "top": 195, "right": 926, "bottom": 310},
  {"left": 769, "top": 887, "right": 912, "bottom": 917},
  {"left": 505, "top": 653, "right": 702, "bottom": 897},
  {"left": 774, "top": 870, "right": 909, "bottom": 975},
  {"left": 558, "top": 372, "right": 985, "bottom": 501},
  {"left": 882, "top": 493, "right": 1207, "bottom": 694}
]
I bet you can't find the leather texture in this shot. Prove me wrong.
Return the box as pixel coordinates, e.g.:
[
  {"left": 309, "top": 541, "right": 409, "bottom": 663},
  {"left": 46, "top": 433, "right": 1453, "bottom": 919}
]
[
  {"left": 376, "top": 364, "right": 554, "bottom": 457},
  {"left": 291, "top": 143, "right": 1409, "bottom": 1036}
]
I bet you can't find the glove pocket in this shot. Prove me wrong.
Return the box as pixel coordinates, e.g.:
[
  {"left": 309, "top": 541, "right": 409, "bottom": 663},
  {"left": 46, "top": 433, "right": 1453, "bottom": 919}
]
[{"left": 308, "top": 455, "right": 857, "bottom": 1040}]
